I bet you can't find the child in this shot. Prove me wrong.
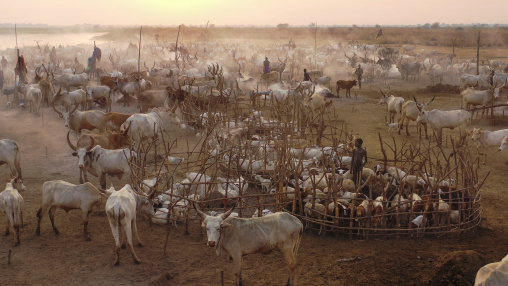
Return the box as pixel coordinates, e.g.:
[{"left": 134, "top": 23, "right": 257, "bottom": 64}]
[{"left": 351, "top": 138, "right": 368, "bottom": 187}]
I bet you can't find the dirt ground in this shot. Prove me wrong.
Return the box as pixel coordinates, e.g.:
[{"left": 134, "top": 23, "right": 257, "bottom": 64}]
[{"left": 1, "top": 78, "right": 508, "bottom": 286}]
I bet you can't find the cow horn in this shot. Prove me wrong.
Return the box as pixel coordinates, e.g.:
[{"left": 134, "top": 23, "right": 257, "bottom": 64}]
[
  {"left": 52, "top": 97, "right": 63, "bottom": 118},
  {"left": 69, "top": 103, "right": 78, "bottom": 115},
  {"left": 220, "top": 205, "right": 236, "bottom": 220},
  {"left": 193, "top": 203, "right": 207, "bottom": 219},
  {"left": 66, "top": 130, "right": 77, "bottom": 151},
  {"left": 427, "top": 96, "right": 435, "bottom": 105},
  {"left": 380, "top": 88, "right": 387, "bottom": 97},
  {"left": 86, "top": 136, "right": 95, "bottom": 151}
]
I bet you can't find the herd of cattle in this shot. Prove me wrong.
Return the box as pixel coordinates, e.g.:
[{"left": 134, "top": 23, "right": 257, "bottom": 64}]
[{"left": 1, "top": 39, "right": 508, "bottom": 285}]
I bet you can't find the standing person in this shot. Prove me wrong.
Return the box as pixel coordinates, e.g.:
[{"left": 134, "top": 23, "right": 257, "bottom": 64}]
[
  {"left": 351, "top": 138, "right": 368, "bottom": 187},
  {"left": 0, "top": 70, "right": 4, "bottom": 93},
  {"left": 304, "top": 68, "right": 311, "bottom": 82},
  {"left": 263, "top": 57, "right": 270, "bottom": 73},
  {"left": 1, "top": 56, "right": 7, "bottom": 71},
  {"left": 355, "top": 64, "right": 364, "bottom": 89}
]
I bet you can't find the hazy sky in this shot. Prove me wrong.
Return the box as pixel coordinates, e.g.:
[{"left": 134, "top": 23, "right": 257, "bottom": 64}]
[{"left": 3, "top": 0, "right": 507, "bottom": 26}]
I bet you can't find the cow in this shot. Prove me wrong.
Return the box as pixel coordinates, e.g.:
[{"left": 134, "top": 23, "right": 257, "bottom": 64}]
[
  {"left": 415, "top": 96, "right": 471, "bottom": 146},
  {"left": 460, "top": 87, "right": 496, "bottom": 118},
  {"left": 120, "top": 108, "right": 181, "bottom": 151},
  {"left": 74, "top": 138, "right": 135, "bottom": 189},
  {"left": 67, "top": 130, "right": 130, "bottom": 182},
  {"left": 26, "top": 84, "right": 42, "bottom": 116},
  {"left": 0, "top": 177, "right": 25, "bottom": 246},
  {"left": 398, "top": 96, "right": 434, "bottom": 138},
  {"left": 114, "top": 80, "right": 140, "bottom": 107},
  {"left": 52, "top": 87, "right": 88, "bottom": 111},
  {"left": 336, "top": 80, "right": 357, "bottom": 98},
  {"left": 53, "top": 72, "right": 89, "bottom": 90},
  {"left": 86, "top": 85, "right": 112, "bottom": 112},
  {"left": 0, "top": 139, "right": 22, "bottom": 179},
  {"left": 379, "top": 89, "right": 405, "bottom": 123},
  {"left": 137, "top": 90, "right": 169, "bottom": 113},
  {"left": 493, "top": 73, "right": 508, "bottom": 97},
  {"left": 470, "top": 128, "right": 508, "bottom": 164},
  {"left": 102, "top": 112, "right": 132, "bottom": 132},
  {"left": 460, "top": 74, "right": 491, "bottom": 90},
  {"left": 35, "top": 180, "right": 108, "bottom": 240},
  {"left": 399, "top": 62, "right": 421, "bottom": 81},
  {"left": 53, "top": 102, "right": 105, "bottom": 136},
  {"left": 426, "top": 64, "right": 444, "bottom": 84},
  {"left": 194, "top": 205, "right": 303, "bottom": 286},
  {"left": 314, "top": 76, "right": 331, "bottom": 88},
  {"left": 475, "top": 254, "right": 508, "bottom": 286},
  {"left": 105, "top": 184, "right": 155, "bottom": 266}
]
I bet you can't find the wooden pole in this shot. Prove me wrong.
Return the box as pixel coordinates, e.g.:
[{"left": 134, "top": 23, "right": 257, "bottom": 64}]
[
  {"left": 314, "top": 23, "right": 317, "bottom": 70},
  {"left": 138, "top": 25, "right": 142, "bottom": 73},
  {"left": 175, "top": 25, "right": 182, "bottom": 68},
  {"left": 8, "top": 249, "right": 11, "bottom": 265},
  {"left": 476, "top": 32, "right": 480, "bottom": 75}
]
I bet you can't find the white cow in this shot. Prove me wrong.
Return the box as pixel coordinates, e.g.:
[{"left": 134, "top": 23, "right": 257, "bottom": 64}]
[
  {"left": 194, "top": 206, "right": 303, "bottom": 286},
  {"left": 493, "top": 73, "right": 508, "bottom": 97},
  {"left": 460, "top": 87, "right": 496, "bottom": 117},
  {"left": 460, "top": 74, "right": 491, "bottom": 90},
  {"left": 398, "top": 96, "right": 434, "bottom": 138},
  {"left": 105, "top": 184, "right": 155, "bottom": 266},
  {"left": 475, "top": 254, "right": 508, "bottom": 286},
  {"left": 120, "top": 108, "right": 181, "bottom": 151},
  {"left": 86, "top": 145, "right": 136, "bottom": 189},
  {"left": 86, "top": 85, "right": 112, "bottom": 112},
  {"left": 0, "top": 177, "right": 25, "bottom": 246},
  {"left": 26, "top": 84, "right": 43, "bottom": 116},
  {"left": 471, "top": 128, "right": 508, "bottom": 163},
  {"left": 415, "top": 100, "right": 471, "bottom": 145},
  {"left": 54, "top": 72, "right": 89, "bottom": 90},
  {"left": 379, "top": 89, "right": 405, "bottom": 123},
  {"left": 35, "top": 180, "right": 108, "bottom": 240},
  {"left": 52, "top": 87, "right": 88, "bottom": 111},
  {"left": 0, "top": 139, "right": 22, "bottom": 179}
]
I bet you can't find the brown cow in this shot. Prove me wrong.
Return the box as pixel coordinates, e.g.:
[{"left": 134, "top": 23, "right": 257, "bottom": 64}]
[
  {"left": 102, "top": 112, "right": 132, "bottom": 132},
  {"left": 336, "top": 80, "right": 357, "bottom": 98}
]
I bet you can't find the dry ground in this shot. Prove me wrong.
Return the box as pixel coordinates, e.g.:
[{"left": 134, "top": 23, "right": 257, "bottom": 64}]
[{"left": 1, "top": 77, "right": 508, "bottom": 286}]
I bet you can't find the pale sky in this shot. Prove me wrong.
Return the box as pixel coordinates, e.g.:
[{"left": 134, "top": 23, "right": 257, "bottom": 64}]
[{"left": 2, "top": 0, "right": 507, "bottom": 27}]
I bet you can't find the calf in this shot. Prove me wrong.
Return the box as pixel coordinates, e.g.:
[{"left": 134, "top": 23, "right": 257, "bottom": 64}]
[
  {"left": 35, "top": 180, "right": 108, "bottom": 240},
  {"left": 194, "top": 206, "right": 303, "bottom": 286},
  {"left": 105, "top": 184, "right": 155, "bottom": 266},
  {"left": 336, "top": 80, "right": 357, "bottom": 98},
  {"left": 0, "top": 177, "right": 25, "bottom": 246}
]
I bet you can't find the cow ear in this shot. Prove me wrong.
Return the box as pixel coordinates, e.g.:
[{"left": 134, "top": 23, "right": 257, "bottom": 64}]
[
  {"left": 220, "top": 222, "right": 233, "bottom": 228},
  {"left": 72, "top": 152, "right": 78, "bottom": 156},
  {"left": 201, "top": 222, "right": 206, "bottom": 228}
]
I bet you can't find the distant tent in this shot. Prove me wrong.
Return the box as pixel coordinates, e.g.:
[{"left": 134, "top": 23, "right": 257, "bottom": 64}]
[{"left": 376, "top": 29, "right": 383, "bottom": 38}]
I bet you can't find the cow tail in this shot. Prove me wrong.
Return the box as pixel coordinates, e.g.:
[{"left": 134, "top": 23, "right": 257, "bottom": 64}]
[
  {"left": 12, "top": 197, "right": 21, "bottom": 228},
  {"left": 13, "top": 141, "right": 22, "bottom": 179},
  {"left": 115, "top": 204, "right": 124, "bottom": 228},
  {"left": 293, "top": 226, "right": 303, "bottom": 259},
  {"left": 36, "top": 207, "right": 42, "bottom": 218}
]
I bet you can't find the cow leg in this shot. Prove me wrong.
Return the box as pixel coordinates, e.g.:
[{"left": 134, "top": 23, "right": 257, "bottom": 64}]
[
  {"left": 100, "top": 173, "right": 107, "bottom": 190},
  {"left": 123, "top": 220, "right": 141, "bottom": 264},
  {"left": 107, "top": 215, "right": 122, "bottom": 266},
  {"left": 35, "top": 206, "right": 48, "bottom": 236},
  {"left": 232, "top": 256, "right": 243, "bottom": 286},
  {"left": 83, "top": 210, "right": 92, "bottom": 241},
  {"left": 49, "top": 206, "right": 59, "bottom": 235},
  {"left": 281, "top": 243, "right": 298, "bottom": 286},
  {"left": 5, "top": 217, "right": 10, "bottom": 236},
  {"left": 14, "top": 223, "right": 20, "bottom": 246},
  {"left": 131, "top": 218, "right": 144, "bottom": 247}
]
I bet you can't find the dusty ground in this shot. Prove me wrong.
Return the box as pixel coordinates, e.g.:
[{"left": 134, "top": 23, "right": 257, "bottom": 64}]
[{"left": 1, "top": 77, "right": 508, "bottom": 286}]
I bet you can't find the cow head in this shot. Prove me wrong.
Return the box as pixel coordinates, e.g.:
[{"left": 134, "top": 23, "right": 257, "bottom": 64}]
[
  {"left": 470, "top": 128, "right": 483, "bottom": 142},
  {"left": 67, "top": 131, "right": 94, "bottom": 169},
  {"left": 499, "top": 136, "right": 508, "bottom": 151},
  {"left": 9, "top": 176, "right": 26, "bottom": 192},
  {"left": 194, "top": 204, "right": 236, "bottom": 247},
  {"left": 414, "top": 96, "right": 434, "bottom": 123}
]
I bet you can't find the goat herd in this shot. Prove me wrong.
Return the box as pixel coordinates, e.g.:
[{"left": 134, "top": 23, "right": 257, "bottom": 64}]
[{"left": 0, "top": 37, "right": 506, "bottom": 285}]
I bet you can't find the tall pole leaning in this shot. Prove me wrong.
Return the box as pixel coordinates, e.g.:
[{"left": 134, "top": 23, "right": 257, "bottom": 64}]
[
  {"left": 175, "top": 25, "right": 182, "bottom": 68},
  {"left": 476, "top": 31, "right": 480, "bottom": 75},
  {"left": 138, "top": 25, "right": 142, "bottom": 73}
]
